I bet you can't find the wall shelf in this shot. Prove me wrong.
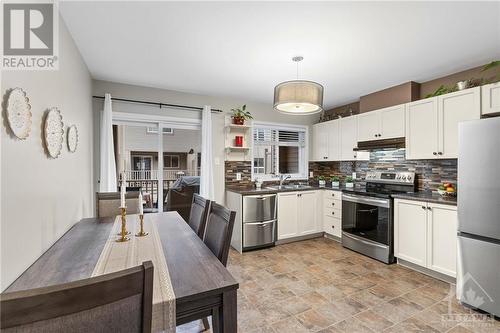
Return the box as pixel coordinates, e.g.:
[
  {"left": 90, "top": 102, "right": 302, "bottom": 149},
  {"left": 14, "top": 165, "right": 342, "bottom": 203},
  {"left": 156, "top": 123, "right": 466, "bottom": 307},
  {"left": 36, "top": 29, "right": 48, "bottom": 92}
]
[
  {"left": 225, "top": 116, "right": 252, "bottom": 161},
  {"left": 225, "top": 146, "right": 250, "bottom": 152},
  {"left": 226, "top": 124, "right": 251, "bottom": 130}
]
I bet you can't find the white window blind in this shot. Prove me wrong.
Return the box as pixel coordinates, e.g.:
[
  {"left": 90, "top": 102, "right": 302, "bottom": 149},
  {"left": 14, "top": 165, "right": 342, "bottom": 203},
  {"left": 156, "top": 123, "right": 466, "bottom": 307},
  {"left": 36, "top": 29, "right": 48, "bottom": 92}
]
[{"left": 252, "top": 124, "right": 308, "bottom": 180}]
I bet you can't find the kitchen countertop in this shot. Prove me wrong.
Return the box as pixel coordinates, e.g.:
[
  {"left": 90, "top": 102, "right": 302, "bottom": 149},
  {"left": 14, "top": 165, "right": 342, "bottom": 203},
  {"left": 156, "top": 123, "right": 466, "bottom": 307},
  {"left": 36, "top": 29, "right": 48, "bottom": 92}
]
[
  {"left": 391, "top": 191, "right": 457, "bottom": 206},
  {"left": 225, "top": 185, "right": 347, "bottom": 195},
  {"left": 226, "top": 186, "right": 457, "bottom": 205}
]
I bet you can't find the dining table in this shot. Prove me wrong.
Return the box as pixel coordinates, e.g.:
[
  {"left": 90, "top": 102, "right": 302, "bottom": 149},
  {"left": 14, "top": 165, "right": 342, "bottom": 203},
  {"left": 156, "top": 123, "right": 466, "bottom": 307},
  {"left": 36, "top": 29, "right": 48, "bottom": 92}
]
[{"left": 6, "top": 211, "right": 239, "bottom": 333}]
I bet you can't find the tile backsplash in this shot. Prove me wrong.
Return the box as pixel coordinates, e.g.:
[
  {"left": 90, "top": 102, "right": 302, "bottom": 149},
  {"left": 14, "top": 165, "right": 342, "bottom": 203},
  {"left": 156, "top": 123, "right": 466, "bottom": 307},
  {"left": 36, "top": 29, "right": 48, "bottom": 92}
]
[{"left": 226, "top": 149, "right": 457, "bottom": 191}]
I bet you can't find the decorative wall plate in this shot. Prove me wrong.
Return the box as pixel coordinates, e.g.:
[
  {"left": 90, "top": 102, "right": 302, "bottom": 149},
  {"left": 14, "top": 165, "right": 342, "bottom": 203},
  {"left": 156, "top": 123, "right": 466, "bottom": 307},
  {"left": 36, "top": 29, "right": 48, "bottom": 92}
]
[
  {"left": 44, "top": 108, "right": 64, "bottom": 158},
  {"left": 67, "top": 124, "right": 78, "bottom": 153},
  {"left": 6, "top": 88, "right": 32, "bottom": 139}
]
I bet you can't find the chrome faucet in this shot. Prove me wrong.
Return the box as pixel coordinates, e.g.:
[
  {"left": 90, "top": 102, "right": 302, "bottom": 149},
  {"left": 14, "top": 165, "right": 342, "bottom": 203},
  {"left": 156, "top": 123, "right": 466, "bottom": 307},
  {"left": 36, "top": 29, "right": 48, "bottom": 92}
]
[{"left": 279, "top": 174, "right": 291, "bottom": 186}]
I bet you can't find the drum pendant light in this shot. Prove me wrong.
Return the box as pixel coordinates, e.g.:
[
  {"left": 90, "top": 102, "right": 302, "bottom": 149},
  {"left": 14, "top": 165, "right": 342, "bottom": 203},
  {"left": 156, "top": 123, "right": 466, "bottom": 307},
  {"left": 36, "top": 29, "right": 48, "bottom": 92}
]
[{"left": 273, "top": 56, "right": 324, "bottom": 115}]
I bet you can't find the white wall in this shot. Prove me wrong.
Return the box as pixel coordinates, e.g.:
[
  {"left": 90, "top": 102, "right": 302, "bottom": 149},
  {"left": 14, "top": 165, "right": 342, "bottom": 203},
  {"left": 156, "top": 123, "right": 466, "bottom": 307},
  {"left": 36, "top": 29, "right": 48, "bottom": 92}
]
[
  {"left": 0, "top": 18, "right": 93, "bottom": 290},
  {"left": 93, "top": 80, "right": 318, "bottom": 204}
]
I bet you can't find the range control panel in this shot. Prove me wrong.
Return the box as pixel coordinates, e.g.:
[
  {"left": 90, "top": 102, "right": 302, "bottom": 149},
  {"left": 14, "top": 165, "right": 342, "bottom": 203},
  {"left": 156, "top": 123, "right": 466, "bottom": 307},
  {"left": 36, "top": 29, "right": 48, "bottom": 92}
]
[{"left": 365, "top": 171, "right": 416, "bottom": 184}]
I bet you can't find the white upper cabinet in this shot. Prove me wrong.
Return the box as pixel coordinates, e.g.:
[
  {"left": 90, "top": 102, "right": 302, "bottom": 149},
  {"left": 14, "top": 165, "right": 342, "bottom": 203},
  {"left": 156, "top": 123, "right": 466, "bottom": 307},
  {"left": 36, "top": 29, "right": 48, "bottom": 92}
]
[
  {"left": 312, "top": 122, "right": 329, "bottom": 161},
  {"left": 481, "top": 81, "right": 500, "bottom": 116},
  {"left": 357, "top": 104, "right": 405, "bottom": 142},
  {"left": 340, "top": 116, "right": 369, "bottom": 161},
  {"left": 327, "top": 120, "right": 341, "bottom": 161},
  {"left": 438, "top": 87, "right": 481, "bottom": 158},
  {"left": 379, "top": 104, "right": 406, "bottom": 139},
  {"left": 357, "top": 111, "right": 380, "bottom": 141},
  {"left": 311, "top": 119, "right": 340, "bottom": 161},
  {"left": 406, "top": 87, "right": 480, "bottom": 159},
  {"left": 406, "top": 98, "right": 440, "bottom": 159}
]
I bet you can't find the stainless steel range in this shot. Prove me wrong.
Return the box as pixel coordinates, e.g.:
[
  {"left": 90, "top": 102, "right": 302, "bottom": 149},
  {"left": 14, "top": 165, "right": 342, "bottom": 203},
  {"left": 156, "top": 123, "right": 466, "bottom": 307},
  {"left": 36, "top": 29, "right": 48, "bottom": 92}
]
[{"left": 341, "top": 171, "right": 416, "bottom": 263}]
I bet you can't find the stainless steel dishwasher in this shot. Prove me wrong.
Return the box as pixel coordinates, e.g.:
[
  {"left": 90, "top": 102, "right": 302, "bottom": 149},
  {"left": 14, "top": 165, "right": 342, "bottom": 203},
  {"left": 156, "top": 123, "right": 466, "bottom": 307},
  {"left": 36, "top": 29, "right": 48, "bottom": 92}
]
[{"left": 242, "top": 194, "right": 277, "bottom": 250}]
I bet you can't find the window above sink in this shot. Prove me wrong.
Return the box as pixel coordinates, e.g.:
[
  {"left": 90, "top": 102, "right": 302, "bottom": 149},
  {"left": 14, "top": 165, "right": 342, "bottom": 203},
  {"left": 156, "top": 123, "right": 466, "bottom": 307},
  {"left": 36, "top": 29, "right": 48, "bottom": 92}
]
[{"left": 252, "top": 122, "right": 309, "bottom": 181}]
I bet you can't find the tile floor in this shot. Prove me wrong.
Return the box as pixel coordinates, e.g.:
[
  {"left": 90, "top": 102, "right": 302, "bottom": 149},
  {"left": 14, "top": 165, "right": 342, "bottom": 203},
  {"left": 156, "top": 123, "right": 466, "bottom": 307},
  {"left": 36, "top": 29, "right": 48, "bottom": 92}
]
[{"left": 178, "top": 237, "right": 499, "bottom": 333}]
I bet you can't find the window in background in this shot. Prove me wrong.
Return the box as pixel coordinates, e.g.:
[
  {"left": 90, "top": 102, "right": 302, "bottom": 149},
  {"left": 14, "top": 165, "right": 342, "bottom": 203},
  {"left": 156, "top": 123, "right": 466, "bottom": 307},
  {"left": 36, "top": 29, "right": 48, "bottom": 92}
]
[
  {"left": 164, "top": 154, "right": 180, "bottom": 168},
  {"left": 252, "top": 124, "right": 307, "bottom": 180}
]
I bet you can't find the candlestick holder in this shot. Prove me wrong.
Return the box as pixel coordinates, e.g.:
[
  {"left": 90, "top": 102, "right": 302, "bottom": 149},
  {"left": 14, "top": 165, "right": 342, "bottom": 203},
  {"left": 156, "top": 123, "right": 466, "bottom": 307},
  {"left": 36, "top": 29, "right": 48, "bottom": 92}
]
[
  {"left": 136, "top": 214, "right": 148, "bottom": 237},
  {"left": 116, "top": 206, "right": 130, "bottom": 236},
  {"left": 116, "top": 206, "right": 130, "bottom": 242}
]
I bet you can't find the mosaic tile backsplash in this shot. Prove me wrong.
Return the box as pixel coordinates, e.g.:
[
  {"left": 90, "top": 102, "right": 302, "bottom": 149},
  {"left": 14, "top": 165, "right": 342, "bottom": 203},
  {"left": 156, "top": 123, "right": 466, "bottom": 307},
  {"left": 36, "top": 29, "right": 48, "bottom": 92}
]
[{"left": 225, "top": 149, "right": 457, "bottom": 191}]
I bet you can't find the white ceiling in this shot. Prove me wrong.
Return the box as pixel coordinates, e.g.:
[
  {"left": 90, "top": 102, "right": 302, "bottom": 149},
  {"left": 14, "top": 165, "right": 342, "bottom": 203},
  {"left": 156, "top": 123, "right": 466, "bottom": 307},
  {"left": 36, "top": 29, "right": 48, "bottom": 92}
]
[{"left": 60, "top": 1, "right": 500, "bottom": 109}]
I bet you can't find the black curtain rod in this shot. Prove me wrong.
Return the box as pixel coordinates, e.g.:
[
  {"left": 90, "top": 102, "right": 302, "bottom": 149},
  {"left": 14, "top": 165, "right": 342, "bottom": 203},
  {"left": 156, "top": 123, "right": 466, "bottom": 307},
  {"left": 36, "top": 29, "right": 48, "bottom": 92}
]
[{"left": 92, "top": 95, "right": 224, "bottom": 113}]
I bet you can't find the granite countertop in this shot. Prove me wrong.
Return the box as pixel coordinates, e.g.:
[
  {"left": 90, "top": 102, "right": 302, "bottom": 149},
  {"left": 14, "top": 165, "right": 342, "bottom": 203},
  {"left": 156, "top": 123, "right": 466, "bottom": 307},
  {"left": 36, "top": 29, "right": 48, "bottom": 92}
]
[
  {"left": 226, "top": 186, "right": 457, "bottom": 206},
  {"left": 226, "top": 185, "right": 349, "bottom": 195},
  {"left": 391, "top": 191, "right": 457, "bottom": 206}
]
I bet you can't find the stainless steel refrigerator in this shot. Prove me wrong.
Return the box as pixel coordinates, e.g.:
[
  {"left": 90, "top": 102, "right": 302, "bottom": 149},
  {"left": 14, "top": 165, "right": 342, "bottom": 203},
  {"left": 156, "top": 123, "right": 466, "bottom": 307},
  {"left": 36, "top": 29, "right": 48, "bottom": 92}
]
[{"left": 457, "top": 116, "right": 500, "bottom": 316}]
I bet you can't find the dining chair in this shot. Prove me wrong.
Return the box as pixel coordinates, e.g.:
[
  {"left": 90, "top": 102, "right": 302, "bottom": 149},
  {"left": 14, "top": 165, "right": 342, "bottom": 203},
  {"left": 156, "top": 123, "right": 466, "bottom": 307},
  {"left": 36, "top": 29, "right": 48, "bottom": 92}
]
[
  {"left": 96, "top": 191, "right": 141, "bottom": 217},
  {"left": 1, "top": 261, "right": 154, "bottom": 333},
  {"left": 203, "top": 202, "right": 236, "bottom": 267},
  {"left": 187, "top": 193, "right": 211, "bottom": 239},
  {"left": 199, "top": 203, "right": 236, "bottom": 331}
]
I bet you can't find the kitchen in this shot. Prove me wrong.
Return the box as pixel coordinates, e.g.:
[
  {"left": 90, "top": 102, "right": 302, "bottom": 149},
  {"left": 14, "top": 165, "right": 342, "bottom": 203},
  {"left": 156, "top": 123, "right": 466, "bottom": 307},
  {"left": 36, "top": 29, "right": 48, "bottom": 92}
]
[{"left": 225, "top": 64, "right": 500, "bottom": 331}]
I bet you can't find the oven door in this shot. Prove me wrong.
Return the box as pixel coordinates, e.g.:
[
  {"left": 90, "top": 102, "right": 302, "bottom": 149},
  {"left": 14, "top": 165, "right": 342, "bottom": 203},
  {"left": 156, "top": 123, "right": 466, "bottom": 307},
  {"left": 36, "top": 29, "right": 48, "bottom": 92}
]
[{"left": 342, "top": 194, "right": 391, "bottom": 246}]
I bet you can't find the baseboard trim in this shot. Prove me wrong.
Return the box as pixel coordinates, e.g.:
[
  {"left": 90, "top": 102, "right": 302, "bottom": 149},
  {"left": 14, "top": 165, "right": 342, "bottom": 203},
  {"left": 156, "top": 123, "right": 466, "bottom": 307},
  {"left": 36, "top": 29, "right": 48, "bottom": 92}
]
[
  {"left": 397, "top": 258, "right": 456, "bottom": 284},
  {"left": 324, "top": 233, "right": 341, "bottom": 243},
  {"left": 276, "top": 232, "right": 324, "bottom": 245}
]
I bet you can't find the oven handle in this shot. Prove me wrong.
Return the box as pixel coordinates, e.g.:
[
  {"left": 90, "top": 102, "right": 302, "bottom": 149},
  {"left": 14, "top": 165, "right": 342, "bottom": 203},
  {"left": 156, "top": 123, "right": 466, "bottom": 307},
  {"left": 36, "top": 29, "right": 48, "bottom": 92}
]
[
  {"left": 342, "top": 194, "right": 390, "bottom": 208},
  {"left": 342, "top": 232, "right": 388, "bottom": 249}
]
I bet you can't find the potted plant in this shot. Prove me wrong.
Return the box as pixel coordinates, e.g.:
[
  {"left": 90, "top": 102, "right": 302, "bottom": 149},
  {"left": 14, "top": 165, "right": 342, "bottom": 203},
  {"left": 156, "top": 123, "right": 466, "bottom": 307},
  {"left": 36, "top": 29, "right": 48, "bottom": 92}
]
[
  {"left": 345, "top": 176, "right": 354, "bottom": 188},
  {"left": 318, "top": 176, "right": 326, "bottom": 187},
  {"left": 330, "top": 175, "right": 340, "bottom": 188},
  {"left": 230, "top": 104, "right": 253, "bottom": 125}
]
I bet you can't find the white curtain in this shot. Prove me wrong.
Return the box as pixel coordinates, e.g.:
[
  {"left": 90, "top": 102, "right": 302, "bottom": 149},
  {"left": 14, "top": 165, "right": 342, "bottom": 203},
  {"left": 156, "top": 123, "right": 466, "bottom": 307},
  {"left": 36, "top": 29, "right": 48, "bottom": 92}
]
[
  {"left": 200, "top": 105, "right": 214, "bottom": 200},
  {"left": 99, "top": 93, "right": 117, "bottom": 192}
]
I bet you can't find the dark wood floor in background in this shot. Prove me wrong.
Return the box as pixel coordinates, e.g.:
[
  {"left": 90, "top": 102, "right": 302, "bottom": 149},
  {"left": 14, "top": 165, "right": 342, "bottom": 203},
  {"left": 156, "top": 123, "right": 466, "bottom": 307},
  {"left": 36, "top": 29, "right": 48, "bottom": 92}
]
[{"left": 178, "top": 238, "right": 499, "bottom": 333}]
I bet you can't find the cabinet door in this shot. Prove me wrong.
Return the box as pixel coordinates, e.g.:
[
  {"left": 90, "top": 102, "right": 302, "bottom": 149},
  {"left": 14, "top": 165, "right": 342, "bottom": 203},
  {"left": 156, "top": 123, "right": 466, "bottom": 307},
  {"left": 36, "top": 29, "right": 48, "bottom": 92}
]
[
  {"left": 394, "top": 199, "right": 428, "bottom": 267},
  {"left": 406, "top": 98, "right": 439, "bottom": 160},
  {"left": 357, "top": 111, "right": 380, "bottom": 142},
  {"left": 438, "top": 87, "right": 481, "bottom": 159},
  {"left": 277, "top": 192, "right": 298, "bottom": 240},
  {"left": 481, "top": 82, "right": 500, "bottom": 116},
  {"left": 340, "top": 116, "right": 358, "bottom": 161},
  {"left": 428, "top": 204, "right": 458, "bottom": 277},
  {"left": 312, "top": 123, "right": 329, "bottom": 161},
  {"left": 380, "top": 104, "right": 405, "bottom": 139},
  {"left": 327, "top": 119, "right": 341, "bottom": 161},
  {"left": 298, "top": 191, "right": 318, "bottom": 235}
]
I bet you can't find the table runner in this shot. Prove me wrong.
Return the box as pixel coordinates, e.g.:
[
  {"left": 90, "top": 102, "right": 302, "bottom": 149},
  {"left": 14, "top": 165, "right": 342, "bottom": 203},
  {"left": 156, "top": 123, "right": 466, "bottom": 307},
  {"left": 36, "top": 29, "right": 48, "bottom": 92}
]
[{"left": 92, "top": 214, "right": 176, "bottom": 333}]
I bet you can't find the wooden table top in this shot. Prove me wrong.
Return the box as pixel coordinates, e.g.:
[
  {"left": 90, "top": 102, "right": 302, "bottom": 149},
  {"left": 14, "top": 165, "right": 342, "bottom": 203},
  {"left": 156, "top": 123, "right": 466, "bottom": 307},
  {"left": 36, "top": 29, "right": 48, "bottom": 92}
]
[{"left": 6, "top": 212, "right": 238, "bottom": 303}]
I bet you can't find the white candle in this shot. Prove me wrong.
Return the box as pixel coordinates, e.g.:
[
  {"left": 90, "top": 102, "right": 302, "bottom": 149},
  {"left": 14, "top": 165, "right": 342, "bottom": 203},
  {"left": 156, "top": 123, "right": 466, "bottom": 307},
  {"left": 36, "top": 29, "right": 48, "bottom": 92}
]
[
  {"left": 120, "top": 182, "right": 126, "bottom": 207},
  {"left": 138, "top": 192, "right": 144, "bottom": 215}
]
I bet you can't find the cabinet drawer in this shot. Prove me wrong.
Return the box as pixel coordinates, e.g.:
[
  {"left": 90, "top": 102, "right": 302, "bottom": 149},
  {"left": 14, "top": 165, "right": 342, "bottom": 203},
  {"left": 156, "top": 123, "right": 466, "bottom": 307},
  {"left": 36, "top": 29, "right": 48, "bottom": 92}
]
[
  {"left": 324, "top": 208, "right": 341, "bottom": 218},
  {"left": 324, "top": 198, "right": 341, "bottom": 209},
  {"left": 323, "top": 190, "right": 342, "bottom": 200},
  {"left": 324, "top": 215, "right": 341, "bottom": 237}
]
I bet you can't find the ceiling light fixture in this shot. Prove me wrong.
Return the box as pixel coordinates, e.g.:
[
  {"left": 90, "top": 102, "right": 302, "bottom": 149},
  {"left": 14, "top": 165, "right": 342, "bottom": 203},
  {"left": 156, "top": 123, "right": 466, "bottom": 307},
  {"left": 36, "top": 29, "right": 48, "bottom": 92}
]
[{"left": 273, "top": 56, "right": 324, "bottom": 115}]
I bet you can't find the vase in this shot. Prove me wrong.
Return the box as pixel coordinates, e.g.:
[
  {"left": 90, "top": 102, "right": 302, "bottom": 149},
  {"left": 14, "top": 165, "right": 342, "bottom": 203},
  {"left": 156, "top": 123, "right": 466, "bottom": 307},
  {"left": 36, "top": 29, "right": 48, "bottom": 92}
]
[
  {"left": 346, "top": 182, "right": 354, "bottom": 188},
  {"left": 233, "top": 117, "right": 245, "bottom": 125},
  {"left": 331, "top": 181, "right": 340, "bottom": 188},
  {"left": 235, "top": 136, "right": 243, "bottom": 147},
  {"left": 319, "top": 180, "right": 326, "bottom": 187}
]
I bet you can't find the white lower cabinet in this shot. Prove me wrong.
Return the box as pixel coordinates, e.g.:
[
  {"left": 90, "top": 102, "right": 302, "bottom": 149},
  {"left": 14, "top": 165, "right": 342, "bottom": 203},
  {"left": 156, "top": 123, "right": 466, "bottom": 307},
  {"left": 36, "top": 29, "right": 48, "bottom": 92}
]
[
  {"left": 323, "top": 190, "right": 342, "bottom": 238},
  {"left": 277, "top": 191, "right": 320, "bottom": 240},
  {"left": 394, "top": 199, "right": 457, "bottom": 277}
]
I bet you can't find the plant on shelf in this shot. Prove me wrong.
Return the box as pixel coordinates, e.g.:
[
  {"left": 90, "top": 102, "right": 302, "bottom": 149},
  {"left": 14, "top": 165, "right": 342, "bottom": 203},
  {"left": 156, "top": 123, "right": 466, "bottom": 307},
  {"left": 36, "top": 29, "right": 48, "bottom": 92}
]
[
  {"left": 424, "top": 84, "right": 456, "bottom": 98},
  {"left": 345, "top": 176, "right": 354, "bottom": 188},
  {"left": 318, "top": 175, "right": 326, "bottom": 187},
  {"left": 330, "top": 175, "right": 340, "bottom": 188},
  {"left": 230, "top": 104, "right": 253, "bottom": 125}
]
